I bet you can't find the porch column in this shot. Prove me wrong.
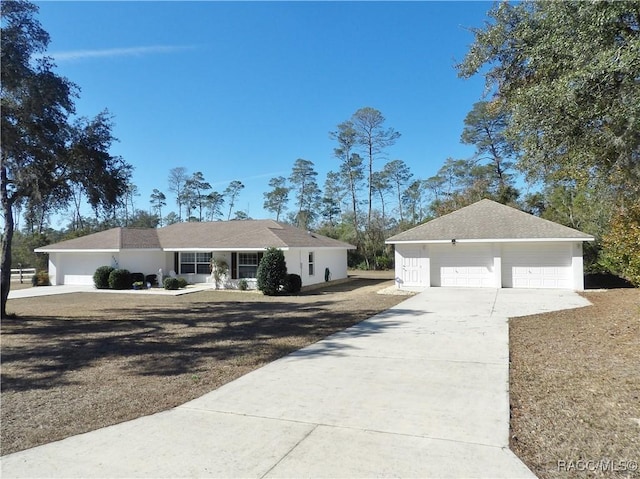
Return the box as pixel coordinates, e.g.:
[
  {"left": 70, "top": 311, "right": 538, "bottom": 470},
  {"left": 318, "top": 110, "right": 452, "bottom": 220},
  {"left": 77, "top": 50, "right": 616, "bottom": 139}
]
[
  {"left": 423, "top": 244, "right": 431, "bottom": 288},
  {"left": 572, "top": 242, "right": 585, "bottom": 291},
  {"left": 493, "top": 244, "right": 502, "bottom": 288}
]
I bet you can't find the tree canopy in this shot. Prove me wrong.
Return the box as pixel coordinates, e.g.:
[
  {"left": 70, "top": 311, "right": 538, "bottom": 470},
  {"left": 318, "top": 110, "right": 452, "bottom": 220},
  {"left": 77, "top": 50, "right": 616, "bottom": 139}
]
[
  {"left": 457, "top": 1, "right": 640, "bottom": 197},
  {"left": 1, "top": 0, "right": 131, "bottom": 316}
]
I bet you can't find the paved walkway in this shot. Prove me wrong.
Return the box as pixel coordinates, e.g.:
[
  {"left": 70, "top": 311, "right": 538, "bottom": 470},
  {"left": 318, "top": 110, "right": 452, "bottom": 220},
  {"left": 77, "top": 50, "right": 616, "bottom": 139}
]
[
  {"left": 1, "top": 288, "right": 590, "bottom": 478},
  {"left": 7, "top": 283, "right": 218, "bottom": 299}
]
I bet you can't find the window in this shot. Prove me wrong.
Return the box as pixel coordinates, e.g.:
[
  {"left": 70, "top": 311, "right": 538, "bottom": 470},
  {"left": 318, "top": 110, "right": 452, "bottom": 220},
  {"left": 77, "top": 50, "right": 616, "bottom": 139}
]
[
  {"left": 180, "top": 252, "right": 212, "bottom": 274},
  {"left": 238, "top": 253, "right": 259, "bottom": 279},
  {"left": 308, "top": 252, "right": 315, "bottom": 276}
]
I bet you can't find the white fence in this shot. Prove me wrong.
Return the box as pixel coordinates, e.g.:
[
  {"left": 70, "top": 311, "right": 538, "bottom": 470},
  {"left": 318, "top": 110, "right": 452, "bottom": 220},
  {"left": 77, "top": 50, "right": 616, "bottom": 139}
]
[{"left": 10, "top": 267, "right": 36, "bottom": 283}]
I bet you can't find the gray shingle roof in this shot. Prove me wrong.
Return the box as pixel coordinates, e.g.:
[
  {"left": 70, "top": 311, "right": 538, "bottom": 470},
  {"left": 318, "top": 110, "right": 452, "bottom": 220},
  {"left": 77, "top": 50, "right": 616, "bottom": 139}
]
[
  {"left": 33, "top": 228, "right": 162, "bottom": 251},
  {"left": 36, "top": 220, "right": 355, "bottom": 252},
  {"left": 386, "top": 199, "right": 594, "bottom": 243}
]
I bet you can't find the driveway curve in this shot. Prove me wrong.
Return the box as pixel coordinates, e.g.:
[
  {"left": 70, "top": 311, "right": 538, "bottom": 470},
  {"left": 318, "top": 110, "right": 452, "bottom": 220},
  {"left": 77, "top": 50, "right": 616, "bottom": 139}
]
[{"left": 1, "top": 288, "right": 590, "bottom": 478}]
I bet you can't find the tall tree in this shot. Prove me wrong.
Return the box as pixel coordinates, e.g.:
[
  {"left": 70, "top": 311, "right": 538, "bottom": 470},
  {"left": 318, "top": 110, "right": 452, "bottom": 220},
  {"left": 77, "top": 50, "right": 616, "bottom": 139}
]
[
  {"left": 122, "top": 182, "right": 139, "bottom": 226},
  {"left": 263, "top": 176, "right": 290, "bottom": 221},
  {"left": 150, "top": 189, "right": 166, "bottom": 226},
  {"left": 1, "top": 0, "right": 131, "bottom": 316},
  {"left": 223, "top": 180, "right": 244, "bottom": 221},
  {"left": 457, "top": 1, "right": 640, "bottom": 196},
  {"left": 204, "top": 191, "right": 224, "bottom": 221},
  {"left": 184, "top": 171, "right": 211, "bottom": 222},
  {"left": 330, "top": 120, "right": 363, "bottom": 234},
  {"left": 167, "top": 166, "right": 188, "bottom": 221},
  {"left": 320, "top": 171, "right": 342, "bottom": 227},
  {"left": 351, "top": 107, "right": 401, "bottom": 228},
  {"left": 402, "top": 179, "right": 428, "bottom": 225},
  {"left": 460, "top": 101, "right": 518, "bottom": 203},
  {"left": 426, "top": 158, "right": 494, "bottom": 216},
  {"left": 289, "top": 158, "right": 321, "bottom": 229},
  {"left": 382, "top": 159, "right": 412, "bottom": 223}
]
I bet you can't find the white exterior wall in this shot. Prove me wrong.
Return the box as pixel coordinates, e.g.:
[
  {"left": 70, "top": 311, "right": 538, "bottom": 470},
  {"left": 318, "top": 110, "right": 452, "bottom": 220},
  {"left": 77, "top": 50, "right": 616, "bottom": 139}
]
[
  {"left": 572, "top": 242, "right": 585, "bottom": 291},
  {"left": 283, "top": 248, "right": 348, "bottom": 288},
  {"left": 119, "top": 250, "right": 168, "bottom": 277},
  {"left": 391, "top": 240, "right": 587, "bottom": 290},
  {"left": 47, "top": 248, "right": 351, "bottom": 289}
]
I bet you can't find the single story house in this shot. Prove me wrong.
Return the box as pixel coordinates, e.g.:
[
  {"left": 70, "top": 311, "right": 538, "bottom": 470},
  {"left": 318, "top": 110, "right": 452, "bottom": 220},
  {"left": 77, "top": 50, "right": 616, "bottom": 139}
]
[
  {"left": 36, "top": 220, "right": 355, "bottom": 289},
  {"left": 386, "top": 199, "right": 595, "bottom": 291}
]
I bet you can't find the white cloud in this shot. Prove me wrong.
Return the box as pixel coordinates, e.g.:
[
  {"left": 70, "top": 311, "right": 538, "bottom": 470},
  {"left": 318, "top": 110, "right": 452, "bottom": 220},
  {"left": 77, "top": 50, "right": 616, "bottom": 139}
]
[{"left": 45, "top": 45, "right": 195, "bottom": 62}]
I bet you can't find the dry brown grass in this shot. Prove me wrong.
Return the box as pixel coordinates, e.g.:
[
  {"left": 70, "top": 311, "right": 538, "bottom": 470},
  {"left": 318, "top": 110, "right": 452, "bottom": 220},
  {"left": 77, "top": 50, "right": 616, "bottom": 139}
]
[
  {"left": 510, "top": 289, "right": 640, "bottom": 479},
  {"left": 1, "top": 274, "right": 405, "bottom": 456}
]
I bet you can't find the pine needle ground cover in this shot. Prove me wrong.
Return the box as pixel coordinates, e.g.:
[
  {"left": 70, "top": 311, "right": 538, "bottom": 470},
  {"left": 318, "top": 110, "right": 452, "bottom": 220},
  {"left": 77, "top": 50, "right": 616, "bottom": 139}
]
[
  {"left": 2, "top": 274, "right": 404, "bottom": 455},
  {"left": 510, "top": 289, "right": 640, "bottom": 479}
]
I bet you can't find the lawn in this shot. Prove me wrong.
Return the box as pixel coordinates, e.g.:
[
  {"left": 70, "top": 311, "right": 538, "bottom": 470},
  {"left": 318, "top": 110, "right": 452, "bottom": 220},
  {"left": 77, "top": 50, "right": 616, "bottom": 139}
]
[
  {"left": 1, "top": 274, "right": 407, "bottom": 455},
  {"left": 510, "top": 288, "right": 640, "bottom": 478}
]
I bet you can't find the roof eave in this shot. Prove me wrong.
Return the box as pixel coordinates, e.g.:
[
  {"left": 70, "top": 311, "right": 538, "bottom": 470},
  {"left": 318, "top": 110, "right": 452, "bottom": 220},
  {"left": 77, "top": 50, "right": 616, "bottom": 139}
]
[
  {"left": 34, "top": 248, "right": 120, "bottom": 253},
  {"left": 386, "top": 237, "right": 595, "bottom": 244}
]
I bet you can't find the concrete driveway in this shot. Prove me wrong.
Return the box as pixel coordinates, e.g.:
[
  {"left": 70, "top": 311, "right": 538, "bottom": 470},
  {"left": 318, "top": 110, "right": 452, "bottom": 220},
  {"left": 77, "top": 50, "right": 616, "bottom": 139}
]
[{"left": 1, "top": 288, "right": 590, "bottom": 478}]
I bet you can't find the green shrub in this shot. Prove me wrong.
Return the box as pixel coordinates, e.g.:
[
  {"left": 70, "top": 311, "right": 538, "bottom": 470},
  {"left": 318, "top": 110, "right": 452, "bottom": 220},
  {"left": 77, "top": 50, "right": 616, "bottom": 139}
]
[
  {"left": 163, "top": 277, "right": 180, "bottom": 290},
  {"left": 375, "top": 255, "right": 393, "bottom": 270},
  {"left": 283, "top": 273, "right": 302, "bottom": 294},
  {"left": 210, "top": 257, "right": 229, "bottom": 289},
  {"left": 238, "top": 279, "right": 249, "bottom": 291},
  {"left": 93, "top": 266, "right": 114, "bottom": 289},
  {"left": 31, "top": 270, "right": 50, "bottom": 287},
  {"left": 256, "top": 247, "right": 287, "bottom": 296},
  {"left": 108, "top": 269, "right": 132, "bottom": 290},
  {"left": 177, "top": 277, "right": 188, "bottom": 289}
]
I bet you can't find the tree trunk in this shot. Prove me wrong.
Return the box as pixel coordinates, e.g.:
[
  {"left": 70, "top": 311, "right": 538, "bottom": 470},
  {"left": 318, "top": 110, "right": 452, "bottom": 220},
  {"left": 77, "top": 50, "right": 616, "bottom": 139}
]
[{"left": 1, "top": 165, "right": 15, "bottom": 317}]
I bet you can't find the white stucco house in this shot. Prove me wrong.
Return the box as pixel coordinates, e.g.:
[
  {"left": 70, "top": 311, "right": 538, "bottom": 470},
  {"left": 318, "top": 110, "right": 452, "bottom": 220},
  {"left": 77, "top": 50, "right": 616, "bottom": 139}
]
[
  {"left": 386, "top": 199, "right": 594, "bottom": 291},
  {"left": 36, "top": 220, "right": 355, "bottom": 289}
]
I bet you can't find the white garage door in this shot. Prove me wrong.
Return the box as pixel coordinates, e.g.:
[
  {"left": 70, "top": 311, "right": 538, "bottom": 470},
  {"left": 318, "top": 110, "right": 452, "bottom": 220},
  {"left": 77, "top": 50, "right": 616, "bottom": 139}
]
[
  {"left": 430, "top": 244, "right": 495, "bottom": 287},
  {"left": 502, "top": 243, "right": 572, "bottom": 289}
]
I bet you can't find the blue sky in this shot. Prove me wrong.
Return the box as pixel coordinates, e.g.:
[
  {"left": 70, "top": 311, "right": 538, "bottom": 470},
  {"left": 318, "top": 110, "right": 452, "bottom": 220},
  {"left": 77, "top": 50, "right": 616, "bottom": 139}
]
[{"left": 35, "top": 1, "right": 495, "bottom": 225}]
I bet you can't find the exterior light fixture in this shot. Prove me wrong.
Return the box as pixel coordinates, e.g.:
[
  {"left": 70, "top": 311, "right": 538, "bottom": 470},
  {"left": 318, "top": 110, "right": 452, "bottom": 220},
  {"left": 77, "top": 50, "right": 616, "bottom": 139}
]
[{"left": 451, "top": 239, "right": 456, "bottom": 245}]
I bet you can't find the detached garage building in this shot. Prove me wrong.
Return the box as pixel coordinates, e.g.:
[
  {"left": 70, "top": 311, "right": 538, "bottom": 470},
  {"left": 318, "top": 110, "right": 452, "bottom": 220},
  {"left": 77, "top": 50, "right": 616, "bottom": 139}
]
[{"left": 386, "top": 199, "right": 594, "bottom": 291}]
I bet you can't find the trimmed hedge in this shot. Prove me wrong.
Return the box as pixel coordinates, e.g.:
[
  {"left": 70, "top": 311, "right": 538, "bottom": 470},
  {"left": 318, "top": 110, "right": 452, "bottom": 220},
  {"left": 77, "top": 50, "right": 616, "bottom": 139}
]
[
  {"left": 163, "top": 277, "right": 180, "bottom": 290},
  {"left": 108, "top": 269, "right": 132, "bottom": 290},
  {"left": 283, "top": 273, "right": 302, "bottom": 294},
  {"left": 93, "top": 266, "right": 114, "bottom": 289},
  {"left": 177, "top": 277, "right": 188, "bottom": 289},
  {"left": 256, "top": 247, "right": 287, "bottom": 296}
]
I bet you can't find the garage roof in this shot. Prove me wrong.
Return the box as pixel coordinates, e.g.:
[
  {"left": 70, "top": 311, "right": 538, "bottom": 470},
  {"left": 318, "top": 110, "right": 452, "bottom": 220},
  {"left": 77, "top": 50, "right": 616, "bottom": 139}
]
[
  {"left": 36, "top": 220, "right": 355, "bottom": 252},
  {"left": 386, "top": 199, "right": 595, "bottom": 243}
]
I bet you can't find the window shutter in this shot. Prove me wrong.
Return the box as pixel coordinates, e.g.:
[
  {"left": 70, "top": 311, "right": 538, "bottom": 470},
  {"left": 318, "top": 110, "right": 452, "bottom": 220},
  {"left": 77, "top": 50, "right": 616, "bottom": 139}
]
[
  {"left": 174, "top": 252, "right": 179, "bottom": 274},
  {"left": 231, "top": 252, "right": 237, "bottom": 279}
]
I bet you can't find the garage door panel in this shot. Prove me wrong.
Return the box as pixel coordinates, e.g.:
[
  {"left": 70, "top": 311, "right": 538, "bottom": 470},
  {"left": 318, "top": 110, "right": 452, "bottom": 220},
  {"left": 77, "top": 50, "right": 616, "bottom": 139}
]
[
  {"left": 503, "top": 244, "right": 572, "bottom": 289},
  {"left": 431, "top": 244, "right": 495, "bottom": 288}
]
